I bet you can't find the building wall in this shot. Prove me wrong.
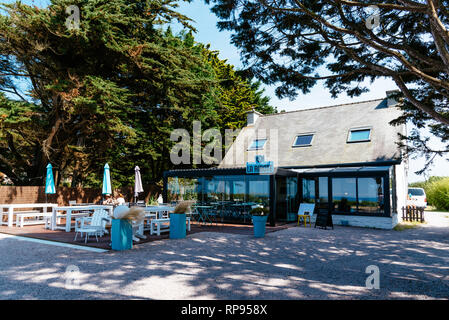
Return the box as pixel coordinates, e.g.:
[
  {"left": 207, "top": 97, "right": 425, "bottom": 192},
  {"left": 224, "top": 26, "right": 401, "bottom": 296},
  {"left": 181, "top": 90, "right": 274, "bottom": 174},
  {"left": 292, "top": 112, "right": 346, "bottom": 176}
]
[
  {"left": 395, "top": 160, "right": 408, "bottom": 223},
  {"left": 0, "top": 185, "right": 160, "bottom": 205},
  {"left": 310, "top": 213, "right": 399, "bottom": 229}
]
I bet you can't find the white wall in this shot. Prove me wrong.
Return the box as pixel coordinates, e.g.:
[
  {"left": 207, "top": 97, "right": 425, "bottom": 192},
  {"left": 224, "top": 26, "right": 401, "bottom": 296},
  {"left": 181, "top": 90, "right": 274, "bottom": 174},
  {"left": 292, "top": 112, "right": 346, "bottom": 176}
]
[
  {"left": 310, "top": 214, "right": 399, "bottom": 230},
  {"left": 395, "top": 160, "right": 408, "bottom": 223}
]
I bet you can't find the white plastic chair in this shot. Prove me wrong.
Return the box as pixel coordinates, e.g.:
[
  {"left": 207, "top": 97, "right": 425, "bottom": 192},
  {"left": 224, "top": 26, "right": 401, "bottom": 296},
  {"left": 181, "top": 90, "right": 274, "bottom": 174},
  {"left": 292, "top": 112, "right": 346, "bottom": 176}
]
[{"left": 74, "top": 209, "right": 111, "bottom": 243}]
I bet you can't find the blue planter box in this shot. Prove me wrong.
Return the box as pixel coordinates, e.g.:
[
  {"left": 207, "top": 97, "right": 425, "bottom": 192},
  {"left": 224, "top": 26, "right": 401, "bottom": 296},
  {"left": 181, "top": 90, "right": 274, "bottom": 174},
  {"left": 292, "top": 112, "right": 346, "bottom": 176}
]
[
  {"left": 170, "top": 213, "right": 186, "bottom": 239},
  {"left": 111, "top": 219, "right": 133, "bottom": 251},
  {"left": 252, "top": 215, "right": 268, "bottom": 238}
]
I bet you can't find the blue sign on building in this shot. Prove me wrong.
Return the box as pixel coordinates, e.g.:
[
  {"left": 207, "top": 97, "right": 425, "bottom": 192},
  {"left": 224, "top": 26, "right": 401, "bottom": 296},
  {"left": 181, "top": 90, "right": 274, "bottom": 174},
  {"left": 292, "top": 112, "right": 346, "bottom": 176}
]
[{"left": 246, "top": 155, "right": 274, "bottom": 174}]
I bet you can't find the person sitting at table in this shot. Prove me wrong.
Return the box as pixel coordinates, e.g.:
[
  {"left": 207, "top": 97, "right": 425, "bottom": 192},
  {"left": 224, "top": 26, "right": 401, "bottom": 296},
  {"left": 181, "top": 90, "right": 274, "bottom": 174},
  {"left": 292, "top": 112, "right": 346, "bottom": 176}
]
[
  {"left": 103, "top": 194, "right": 116, "bottom": 205},
  {"left": 116, "top": 193, "right": 126, "bottom": 205}
]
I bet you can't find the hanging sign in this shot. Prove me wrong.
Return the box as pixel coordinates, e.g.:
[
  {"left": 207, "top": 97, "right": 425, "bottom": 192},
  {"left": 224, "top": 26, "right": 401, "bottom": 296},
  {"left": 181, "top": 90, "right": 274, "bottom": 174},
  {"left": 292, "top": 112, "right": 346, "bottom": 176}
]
[{"left": 246, "top": 155, "right": 274, "bottom": 174}]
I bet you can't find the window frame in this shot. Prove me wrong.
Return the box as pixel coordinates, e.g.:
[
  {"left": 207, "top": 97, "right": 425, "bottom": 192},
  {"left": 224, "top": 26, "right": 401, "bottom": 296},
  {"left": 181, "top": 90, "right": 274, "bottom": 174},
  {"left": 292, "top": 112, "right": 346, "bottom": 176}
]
[
  {"left": 347, "top": 127, "right": 372, "bottom": 143},
  {"left": 292, "top": 133, "right": 315, "bottom": 148},
  {"left": 248, "top": 138, "right": 267, "bottom": 151}
]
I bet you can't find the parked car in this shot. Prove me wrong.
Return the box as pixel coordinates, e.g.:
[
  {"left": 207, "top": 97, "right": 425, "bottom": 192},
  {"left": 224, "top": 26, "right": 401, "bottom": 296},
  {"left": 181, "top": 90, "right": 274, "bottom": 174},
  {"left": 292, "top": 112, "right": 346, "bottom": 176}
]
[{"left": 407, "top": 188, "right": 427, "bottom": 208}]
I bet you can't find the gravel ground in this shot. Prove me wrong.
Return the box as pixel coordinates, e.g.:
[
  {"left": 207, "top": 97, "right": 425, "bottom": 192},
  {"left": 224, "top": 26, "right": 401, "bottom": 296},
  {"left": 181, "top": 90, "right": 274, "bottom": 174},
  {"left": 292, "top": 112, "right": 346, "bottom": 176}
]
[{"left": 0, "top": 213, "right": 448, "bottom": 300}]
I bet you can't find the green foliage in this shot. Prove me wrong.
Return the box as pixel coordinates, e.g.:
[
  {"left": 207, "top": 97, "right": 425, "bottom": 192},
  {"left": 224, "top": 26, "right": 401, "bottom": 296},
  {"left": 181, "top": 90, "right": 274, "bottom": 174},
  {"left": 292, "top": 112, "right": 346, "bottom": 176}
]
[
  {"left": 426, "top": 178, "right": 449, "bottom": 211},
  {"left": 146, "top": 195, "right": 159, "bottom": 206},
  {"left": 0, "top": 0, "right": 274, "bottom": 188},
  {"left": 393, "top": 222, "right": 421, "bottom": 231},
  {"left": 206, "top": 0, "right": 449, "bottom": 171},
  {"left": 249, "top": 206, "right": 269, "bottom": 216},
  {"left": 410, "top": 176, "right": 449, "bottom": 211}
]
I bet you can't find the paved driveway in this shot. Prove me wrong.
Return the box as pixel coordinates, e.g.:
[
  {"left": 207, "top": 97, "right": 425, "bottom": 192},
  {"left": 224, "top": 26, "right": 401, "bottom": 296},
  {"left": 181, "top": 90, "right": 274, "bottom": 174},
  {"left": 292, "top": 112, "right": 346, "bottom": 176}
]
[{"left": 0, "top": 214, "right": 448, "bottom": 299}]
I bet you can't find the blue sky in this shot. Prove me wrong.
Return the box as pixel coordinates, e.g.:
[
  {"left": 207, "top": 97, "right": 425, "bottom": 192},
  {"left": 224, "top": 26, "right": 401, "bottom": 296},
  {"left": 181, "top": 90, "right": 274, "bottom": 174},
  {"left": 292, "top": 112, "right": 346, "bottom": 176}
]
[
  {"left": 173, "top": 0, "right": 400, "bottom": 110},
  {"left": 174, "top": 0, "right": 448, "bottom": 182},
  {"left": 3, "top": 0, "right": 448, "bottom": 182}
]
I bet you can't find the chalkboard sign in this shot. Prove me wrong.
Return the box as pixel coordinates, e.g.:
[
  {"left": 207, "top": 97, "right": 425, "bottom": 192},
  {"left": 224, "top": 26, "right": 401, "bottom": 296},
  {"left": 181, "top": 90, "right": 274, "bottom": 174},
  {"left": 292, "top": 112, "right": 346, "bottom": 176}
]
[{"left": 314, "top": 211, "right": 334, "bottom": 230}]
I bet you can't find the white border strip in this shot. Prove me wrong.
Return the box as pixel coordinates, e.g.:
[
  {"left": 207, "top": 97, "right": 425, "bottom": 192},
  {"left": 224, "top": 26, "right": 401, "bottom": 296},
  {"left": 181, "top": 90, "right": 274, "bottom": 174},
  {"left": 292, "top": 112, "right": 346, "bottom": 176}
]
[{"left": 0, "top": 233, "right": 108, "bottom": 253}]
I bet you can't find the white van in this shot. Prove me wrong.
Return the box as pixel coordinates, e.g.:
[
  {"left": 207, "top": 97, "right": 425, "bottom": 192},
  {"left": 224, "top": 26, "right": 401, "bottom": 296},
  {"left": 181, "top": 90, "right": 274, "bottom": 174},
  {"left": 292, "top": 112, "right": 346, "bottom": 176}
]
[{"left": 407, "top": 188, "right": 427, "bottom": 208}]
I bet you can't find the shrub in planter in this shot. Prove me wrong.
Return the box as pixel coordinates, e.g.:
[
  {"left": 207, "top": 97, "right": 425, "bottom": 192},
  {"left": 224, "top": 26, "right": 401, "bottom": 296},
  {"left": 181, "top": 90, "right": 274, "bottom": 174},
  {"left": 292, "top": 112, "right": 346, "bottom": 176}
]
[
  {"left": 112, "top": 206, "right": 145, "bottom": 251},
  {"left": 249, "top": 207, "right": 269, "bottom": 216},
  {"left": 170, "top": 201, "right": 194, "bottom": 239}
]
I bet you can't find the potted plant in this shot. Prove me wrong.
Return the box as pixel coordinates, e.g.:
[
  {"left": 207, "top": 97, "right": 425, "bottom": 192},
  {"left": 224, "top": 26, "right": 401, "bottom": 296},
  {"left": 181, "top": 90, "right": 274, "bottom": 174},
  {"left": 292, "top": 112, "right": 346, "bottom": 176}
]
[
  {"left": 250, "top": 207, "right": 269, "bottom": 238},
  {"left": 169, "top": 201, "right": 193, "bottom": 239},
  {"left": 111, "top": 206, "right": 145, "bottom": 251}
]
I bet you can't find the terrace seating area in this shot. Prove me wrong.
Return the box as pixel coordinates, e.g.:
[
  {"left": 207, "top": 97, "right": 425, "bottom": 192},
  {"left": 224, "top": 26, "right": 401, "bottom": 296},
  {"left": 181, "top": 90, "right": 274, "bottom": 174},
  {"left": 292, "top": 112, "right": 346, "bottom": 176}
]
[{"left": 0, "top": 200, "right": 291, "bottom": 249}]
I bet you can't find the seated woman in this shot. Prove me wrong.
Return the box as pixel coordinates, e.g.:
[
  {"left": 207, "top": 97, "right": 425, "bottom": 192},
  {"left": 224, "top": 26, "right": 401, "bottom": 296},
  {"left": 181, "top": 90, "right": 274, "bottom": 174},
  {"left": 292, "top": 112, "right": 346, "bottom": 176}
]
[{"left": 116, "top": 193, "right": 126, "bottom": 205}]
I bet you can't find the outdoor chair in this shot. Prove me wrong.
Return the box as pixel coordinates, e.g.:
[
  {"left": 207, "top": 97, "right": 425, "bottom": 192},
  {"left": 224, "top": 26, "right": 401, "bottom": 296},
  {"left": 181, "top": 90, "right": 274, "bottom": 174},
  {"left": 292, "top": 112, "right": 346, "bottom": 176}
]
[
  {"left": 297, "top": 203, "right": 315, "bottom": 227},
  {"left": 74, "top": 209, "right": 111, "bottom": 244}
]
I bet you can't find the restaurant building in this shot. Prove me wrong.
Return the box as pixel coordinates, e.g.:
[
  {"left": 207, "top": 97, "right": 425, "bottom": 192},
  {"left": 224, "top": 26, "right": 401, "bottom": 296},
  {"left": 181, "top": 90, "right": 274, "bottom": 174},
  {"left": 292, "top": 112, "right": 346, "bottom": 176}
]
[{"left": 163, "top": 91, "right": 407, "bottom": 229}]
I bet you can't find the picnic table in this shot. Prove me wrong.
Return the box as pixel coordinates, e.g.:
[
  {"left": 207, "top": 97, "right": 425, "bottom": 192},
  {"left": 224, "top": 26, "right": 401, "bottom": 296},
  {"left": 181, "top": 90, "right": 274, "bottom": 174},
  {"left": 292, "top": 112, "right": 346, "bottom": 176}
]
[
  {"left": 51, "top": 205, "right": 114, "bottom": 232},
  {"left": 0, "top": 203, "right": 58, "bottom": 227},
  {"left": 143, "top": 205, "right": 175, "bottom": 219}
]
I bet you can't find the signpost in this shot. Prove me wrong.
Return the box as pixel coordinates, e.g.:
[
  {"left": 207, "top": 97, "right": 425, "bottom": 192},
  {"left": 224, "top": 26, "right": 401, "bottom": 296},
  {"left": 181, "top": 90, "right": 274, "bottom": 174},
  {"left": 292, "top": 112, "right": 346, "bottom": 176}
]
[{"left": 246, "top": 155, "right": 274, "bottom": 174}]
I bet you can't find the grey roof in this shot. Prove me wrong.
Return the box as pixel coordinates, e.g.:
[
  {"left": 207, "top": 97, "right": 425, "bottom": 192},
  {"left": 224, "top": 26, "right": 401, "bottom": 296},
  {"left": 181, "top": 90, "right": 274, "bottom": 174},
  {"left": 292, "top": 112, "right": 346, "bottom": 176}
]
[{"left": 219, "top": 98, "right": 406, "bottom": 168}]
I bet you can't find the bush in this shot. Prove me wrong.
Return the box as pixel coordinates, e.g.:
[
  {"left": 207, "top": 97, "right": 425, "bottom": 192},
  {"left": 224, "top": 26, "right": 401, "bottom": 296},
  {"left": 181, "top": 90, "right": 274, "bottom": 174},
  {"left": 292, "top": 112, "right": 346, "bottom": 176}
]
[
  {"left": 250, "top": 207, "right": 269, "bottom": 216},
  {"left": 426, "top": 178, "right": 449, "bottom": 211}
]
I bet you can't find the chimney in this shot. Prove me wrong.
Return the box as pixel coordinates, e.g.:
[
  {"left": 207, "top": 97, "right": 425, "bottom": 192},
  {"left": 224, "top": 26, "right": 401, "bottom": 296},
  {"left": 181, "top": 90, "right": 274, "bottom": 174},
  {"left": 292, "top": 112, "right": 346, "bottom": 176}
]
[
  {"left": 386, "top": 90, "right": 401, "bottom": 107},
  {"left": 246, "top": 109, "right": 263, "bottom": 126}
]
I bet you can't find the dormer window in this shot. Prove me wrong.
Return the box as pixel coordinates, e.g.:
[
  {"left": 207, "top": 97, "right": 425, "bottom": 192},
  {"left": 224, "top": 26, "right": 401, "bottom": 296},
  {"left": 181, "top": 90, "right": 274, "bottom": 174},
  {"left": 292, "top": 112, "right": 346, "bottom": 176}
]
[
  {"left": 248, "top": 139, "right": 267, "bottom": 150},
  {"left": 293, "top": 134, "right": 314, "bottom": 147},
  {"left": 347, "top": 128, "right": 371, "bottom": 143}
]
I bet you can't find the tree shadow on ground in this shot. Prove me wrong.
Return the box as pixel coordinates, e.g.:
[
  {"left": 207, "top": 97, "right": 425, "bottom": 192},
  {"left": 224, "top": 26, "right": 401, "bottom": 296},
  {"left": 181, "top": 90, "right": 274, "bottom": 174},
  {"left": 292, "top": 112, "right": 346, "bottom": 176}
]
[{"left": 0, "top": 223, "right": 448, "bottom": 299}]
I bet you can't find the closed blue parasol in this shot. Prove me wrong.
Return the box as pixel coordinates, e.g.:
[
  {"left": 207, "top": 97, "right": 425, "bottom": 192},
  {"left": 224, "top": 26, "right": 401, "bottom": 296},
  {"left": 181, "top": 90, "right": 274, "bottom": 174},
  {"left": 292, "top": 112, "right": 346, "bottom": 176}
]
[
  {"left": 45, "top": 163, "right": 56, "bottom": 194},
  {"left": 102, "top": 163, "right": 112, "bottom": 195}
]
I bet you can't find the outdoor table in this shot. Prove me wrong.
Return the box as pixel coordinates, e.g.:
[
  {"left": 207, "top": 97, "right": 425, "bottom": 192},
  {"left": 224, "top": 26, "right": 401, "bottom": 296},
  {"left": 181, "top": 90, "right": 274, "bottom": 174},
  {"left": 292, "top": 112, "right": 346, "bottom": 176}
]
[
  {"left": 140, "top": 206, "right": 175, "bottom": 234},
  {"left": 0, "top": 203, "right": 58, "bottom": 227},
  {"left": 231, "top": 202, "right": 256, "bottom": 222},
  {"left": 194, "top": 205, "right": 214, "bottom": 225},
  {"left": 144, "top": 206, "right": 175, "bottom": 219},
  {"left": 51, "top": 205, "right": 113, "bottom": 232}
]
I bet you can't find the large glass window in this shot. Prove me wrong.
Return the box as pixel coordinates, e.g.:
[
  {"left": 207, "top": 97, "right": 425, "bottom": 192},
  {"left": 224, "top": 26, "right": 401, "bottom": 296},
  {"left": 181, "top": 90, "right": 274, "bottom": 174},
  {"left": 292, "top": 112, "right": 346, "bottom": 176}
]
[
  {"left": 332, "top": 178, "right": 357, "bottom": 213},
  {"left": 247, "top": 176, "right": 270, "bottom": 207},
  {"left": 317, "top": 177, "right": 329, "bottom": 213},
  {"left": 358, "top": 177, "right": 384, "bottom": 213},
  {"left": 287, "top": 177, "right": 298, "bottom": 220},
  {"left": 330, "top": 176, "right": 385, "bottom": 214},
  {"left": 302, "top": 178, "right": 316, "bottom": 203},
  {"left": 167, "top": 177, "right": 200, "bottom": 202}
]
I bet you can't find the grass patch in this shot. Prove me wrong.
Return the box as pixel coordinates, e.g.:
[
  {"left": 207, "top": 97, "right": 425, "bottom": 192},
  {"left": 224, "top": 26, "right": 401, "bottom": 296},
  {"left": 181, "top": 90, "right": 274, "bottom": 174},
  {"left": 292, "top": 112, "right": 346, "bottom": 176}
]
[
  {"left": 425, "top": 206, "right": 449, "bottom": 213},
  {"left": 393, "top": 221, "right": 424, "bottom": 231}
]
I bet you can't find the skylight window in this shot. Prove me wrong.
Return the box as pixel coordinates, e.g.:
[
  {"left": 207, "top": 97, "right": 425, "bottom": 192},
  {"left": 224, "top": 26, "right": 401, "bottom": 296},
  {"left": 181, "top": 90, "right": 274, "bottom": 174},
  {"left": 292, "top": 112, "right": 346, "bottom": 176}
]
[
  {"left": 293, "top": 134, "right": 314, "bottom": 147},
  {"left": 248, "top": 139, "right": 267, "bottom": 150},
  {"left": 348, "top": 128, "right": 371, "bottom": 143}
]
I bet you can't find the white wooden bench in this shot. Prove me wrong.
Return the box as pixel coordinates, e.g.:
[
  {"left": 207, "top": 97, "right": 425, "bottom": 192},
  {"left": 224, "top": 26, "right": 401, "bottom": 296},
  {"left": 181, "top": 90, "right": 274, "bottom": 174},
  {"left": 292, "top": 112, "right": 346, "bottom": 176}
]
[
  {"left": 15, "top": 211, "right": 53, "bottom": 228},
  {"left": 148, "top": 217, "right": 191, "bottom": 236},
  {"left": 44, "top": 212, "right": 91, "bottom": 230},
  {"left": 150, "top": 218, "right": 170, "bottom": 236}
]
